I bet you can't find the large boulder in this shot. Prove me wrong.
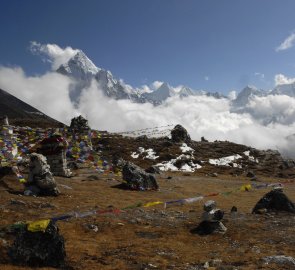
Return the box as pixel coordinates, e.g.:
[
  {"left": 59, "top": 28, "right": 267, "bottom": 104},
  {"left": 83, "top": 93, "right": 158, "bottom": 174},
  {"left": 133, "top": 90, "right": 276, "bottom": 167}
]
[
  {"left": 252, "top": 188, "right": 295, "bottom": 214},
  {"left": 8, "top": 221, "right": 66, "bottom": 267},
  {"left": 122, "top": 162, "right": 159, "bottom": 190},
  {"left": 171, "top": 125, "right": 191, "bottom": 143}
]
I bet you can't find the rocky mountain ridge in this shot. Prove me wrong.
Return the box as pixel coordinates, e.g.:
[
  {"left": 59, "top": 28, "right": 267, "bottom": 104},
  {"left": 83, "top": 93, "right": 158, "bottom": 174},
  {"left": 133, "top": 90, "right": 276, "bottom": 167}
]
[{"left": 56, "top": 50, "right": 295, "bottom": 107}]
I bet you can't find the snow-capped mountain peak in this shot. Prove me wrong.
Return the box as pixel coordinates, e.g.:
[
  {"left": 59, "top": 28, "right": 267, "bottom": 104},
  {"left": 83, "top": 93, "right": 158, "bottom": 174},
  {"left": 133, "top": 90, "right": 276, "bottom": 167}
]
[
  {"left": 57, "top": 50, "right": 100, "bottom": 79},
  {"left": 178, "top": 86, "right": 195, "bottom": 97},
  {"left": 142, "top": 82, "right": 176, "bottom": 104},
  {"left": 232, "top": 85, "right": 266, "bottom": 108}
]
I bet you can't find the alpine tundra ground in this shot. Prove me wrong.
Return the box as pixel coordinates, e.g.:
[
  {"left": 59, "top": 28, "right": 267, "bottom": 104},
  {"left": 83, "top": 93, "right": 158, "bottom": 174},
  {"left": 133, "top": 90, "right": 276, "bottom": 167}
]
[{"left": 1, "top": 167, "right": 294, "bottom": 270}]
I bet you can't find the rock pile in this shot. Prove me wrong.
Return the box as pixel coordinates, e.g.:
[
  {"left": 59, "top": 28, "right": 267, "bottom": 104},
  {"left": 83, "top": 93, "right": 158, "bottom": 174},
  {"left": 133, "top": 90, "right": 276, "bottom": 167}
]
[
  {"left": 8, "top": 221, "right": 66, "bottom": 267},
  {"left": 252, "top": 187, "right": 295, "bottom": 214},
  {"left": 171, "top": 124, "right": 191, "bottom": 143},
  {"left": 122, "top": 162, "right": 159, "bottom": 190},
  {"left": 192, "top": 200, "right": 227, "bottom": 235},
  {"left": 38, "top": 135, "right": 72, "bottom": 177},
  {"left": 25, "top": 153, "right": 59, "bottom": 196}
]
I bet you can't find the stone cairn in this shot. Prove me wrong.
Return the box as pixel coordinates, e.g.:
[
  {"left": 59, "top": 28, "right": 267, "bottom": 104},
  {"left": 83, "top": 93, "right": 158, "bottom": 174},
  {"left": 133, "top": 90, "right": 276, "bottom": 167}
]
[
  {"left": 0, "top": 116, "right": 18, "bottom": 163},
  {"left": 25, "top": 153, "right": 59, "bottom": 196},
  {"left": 38, "top": 135, "right": 72, "bottom": 177},
  {"left": 192, "top": 200, "right": 227, "bottom": 235}
]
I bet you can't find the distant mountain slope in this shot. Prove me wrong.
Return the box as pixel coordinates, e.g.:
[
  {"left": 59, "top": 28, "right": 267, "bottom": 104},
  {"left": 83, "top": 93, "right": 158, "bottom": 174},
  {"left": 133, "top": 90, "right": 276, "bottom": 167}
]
[{"left": 0, "top": 88, "right": 63, "bottom": 127}]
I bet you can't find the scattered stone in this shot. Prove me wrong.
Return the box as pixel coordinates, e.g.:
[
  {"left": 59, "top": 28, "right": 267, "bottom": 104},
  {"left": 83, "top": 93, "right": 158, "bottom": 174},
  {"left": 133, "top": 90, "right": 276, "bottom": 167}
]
[
  {"left": 252, "top": 188, "right": 295, "bottom": 214},
  {"left": 24, "top": 153, "right": 60, "bottom": 196},
  {"left": 122, "top": 162, "right": 159, "bottom": 190},
  {"left": 201, "top": 136, "right": 208, "bottom": 142},
  {"left": 204, "top": 259, "right": 223, "bottom": 268},
  {"left": 207, "top": 172, "right": 218, "bottom": 177},
  {"left": 8, "top": 221, "right": 66, "bottom": 267},
  {"left": 135, "top": 135, "right": 148, "bottom": 141},
  {"left": 282, "top": 159, "right": 295, "bottom": 169},
  {"left": 68, "top": 161, "right": 79, "bottom": 170},
  {"left": 171, "top": 124, "right": 191, "bottom": 143},
  {"left": 87, "top": 224, "right": 99, "bottom": 232},
  {"left": 263, "top": 255, "right": 295, "bottom": 266},
  {"left": 230, "top": 206, "right": 238, "bottom": 213},
  {"left": 87, "top": 175, "right": 99, "bottom": 181},
  {"left": 36, "top": 202, "right": 56, "bottom": 209},
  {"left": 10, "top": 199, "right": 26, "bottom": 206}
]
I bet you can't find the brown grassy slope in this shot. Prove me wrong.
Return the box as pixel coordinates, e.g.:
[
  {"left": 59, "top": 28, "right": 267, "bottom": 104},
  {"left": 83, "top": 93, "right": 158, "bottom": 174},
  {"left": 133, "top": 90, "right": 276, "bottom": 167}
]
[{"left": 0, "top": 168, "right": 294, "bottom": 270}]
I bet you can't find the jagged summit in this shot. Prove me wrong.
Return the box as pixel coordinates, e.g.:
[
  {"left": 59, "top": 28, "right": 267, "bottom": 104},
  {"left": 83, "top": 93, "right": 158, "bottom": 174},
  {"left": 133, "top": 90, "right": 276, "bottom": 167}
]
[
  {"left": 57, "top": 50, "right": 100, "bottom": 80},
  {"left": 232, "top": 85, "right": 266, "bottom": 108}
]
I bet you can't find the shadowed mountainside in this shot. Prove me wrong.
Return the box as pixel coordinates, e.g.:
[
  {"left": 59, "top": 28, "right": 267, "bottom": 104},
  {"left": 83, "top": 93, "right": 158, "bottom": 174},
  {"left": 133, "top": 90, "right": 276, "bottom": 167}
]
[{"left": 0, "top": 88, "right": 63, "bottom": 128}]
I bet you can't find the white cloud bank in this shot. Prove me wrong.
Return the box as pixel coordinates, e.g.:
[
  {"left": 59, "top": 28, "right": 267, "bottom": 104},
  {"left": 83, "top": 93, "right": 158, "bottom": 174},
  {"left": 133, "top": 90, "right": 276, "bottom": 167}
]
[
  {"left": 1, "top": 65, "right": 295, "bottom": 158},
  {"left": 276, "top": 32, "right": 295, "bottom": 51}
]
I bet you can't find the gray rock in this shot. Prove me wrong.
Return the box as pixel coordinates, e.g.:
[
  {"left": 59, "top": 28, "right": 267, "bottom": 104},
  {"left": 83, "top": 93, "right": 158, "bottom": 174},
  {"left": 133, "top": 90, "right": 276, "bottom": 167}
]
[
  {"left": 122, "top": 162, "right": 159, "bottom": 190},
  {"left": 263, "top": 255, "right": 295, "bottom": 266},
  {"left": 171, "top": 125, "right": 191, "bottom": 143}
]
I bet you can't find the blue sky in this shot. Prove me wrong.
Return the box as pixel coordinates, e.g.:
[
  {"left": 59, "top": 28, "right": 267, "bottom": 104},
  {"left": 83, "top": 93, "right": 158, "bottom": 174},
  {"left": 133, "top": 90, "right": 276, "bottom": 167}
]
[{"left": 1, "top": 0, "right": 295, "bottom": 93}]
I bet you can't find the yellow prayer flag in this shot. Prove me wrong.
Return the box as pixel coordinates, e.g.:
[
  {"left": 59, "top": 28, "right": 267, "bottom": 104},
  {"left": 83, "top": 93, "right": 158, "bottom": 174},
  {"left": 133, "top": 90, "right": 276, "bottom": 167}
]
[
  {"left": 143, "top": 201, "right": 163, "bottom": 207},
  {"left": 240, "top": 184, "right": 252, "bottom": 192},
  {"left": 27, "top": 219, "right": 51, "bottom": 232}
]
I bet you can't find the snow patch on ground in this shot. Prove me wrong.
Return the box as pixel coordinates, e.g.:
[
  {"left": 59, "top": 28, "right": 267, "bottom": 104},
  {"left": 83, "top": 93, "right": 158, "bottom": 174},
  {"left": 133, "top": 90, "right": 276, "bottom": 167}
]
[
  {"left": 156, "top": 154, "right": 202, "bottom": 172},
  {"left": 131, "top": 147, "right": 159, "bottom": 160},
  {"left": 243, "top": 150, "right": 259, "bottom": 163},
  {"left": 209, "top": 154, "right": 242, "bottom": 167},
  {"left": 180, "top": 143, "right": 194, "bottom": 153}
]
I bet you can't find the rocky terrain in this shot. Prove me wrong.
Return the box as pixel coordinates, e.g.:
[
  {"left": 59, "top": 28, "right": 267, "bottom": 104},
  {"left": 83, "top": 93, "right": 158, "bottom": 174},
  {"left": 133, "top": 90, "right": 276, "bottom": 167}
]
[{"left": 0, "top": 123, "right": 295, "bottom": 270}]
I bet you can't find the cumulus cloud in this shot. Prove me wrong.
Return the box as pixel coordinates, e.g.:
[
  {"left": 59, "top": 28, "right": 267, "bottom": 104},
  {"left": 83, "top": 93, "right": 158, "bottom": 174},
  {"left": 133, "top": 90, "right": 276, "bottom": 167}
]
[
  {"left": 246, "top": 95, "right": 295, "bottom": 125},
  {"left": 30, "top": 41, "right": 79, "bottom": 70},
  {"left": 276, "top": 33, "right": 295, "bottom": 51},
  {"left": 274, "top": 73, "right": 295, "bottom": 86}
]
